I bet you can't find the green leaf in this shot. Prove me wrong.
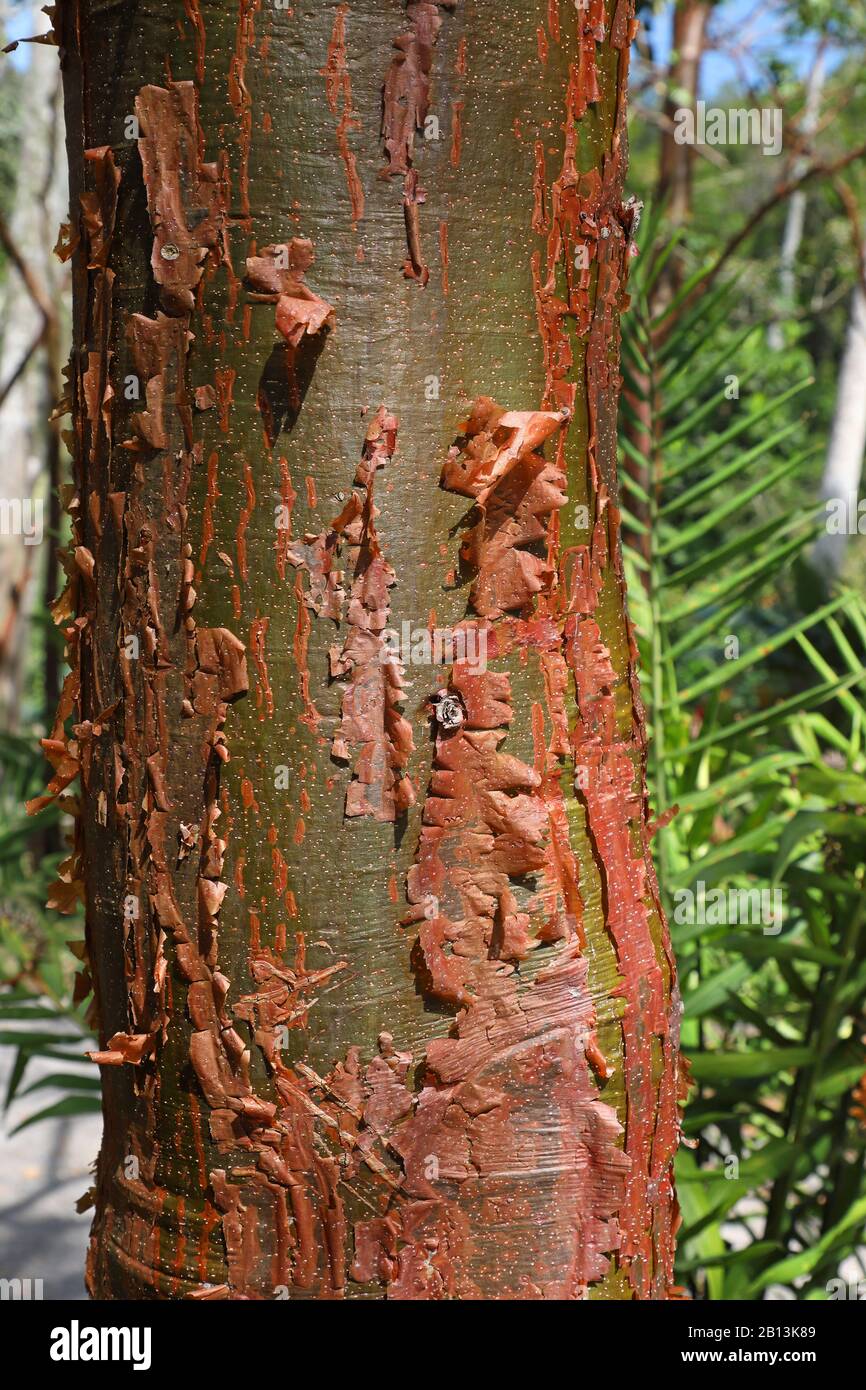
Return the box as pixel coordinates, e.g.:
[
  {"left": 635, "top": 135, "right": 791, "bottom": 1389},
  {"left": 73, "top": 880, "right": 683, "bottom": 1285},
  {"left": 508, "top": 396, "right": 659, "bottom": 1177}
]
[
  {"left": 673, "top": 752, "right": 805, "bottom": 815},
  {"left": 18, "top": 1072, "right": 101, "bottom": 1096},
  {"left": 657, "top": 451, "right": 815, "bottom": 558},
  {"left": 661, "top": 322, "right": 760, "bottom": 419},
  {"left": 715, "top": 932, "right": 844, "bottom": 969},
  {"left": 661, "top": 506, "right": 814, "bottom": 590},
  {"left": 661, "top": 376, "right": 813, "bottom": 483},
  {"left": 671, "top": 593, "right": 854, "bottom": 706},
  {"left": 663, "top": 525, "right": 818, "bottom": 625},
  {"left": 9, "top": 1094, "right": 102, "bottom": 1135},
  {"left": 3, "top": 1047, "right": 29, "bottom": 1109},
  {"left": 663, "top": 667, "right": 866, "bottom": 760},
  {"left": 660, "top": 420, "right": 803, "bottom": 519},
  {"left": 683, "top": 960, "right": 753, "bottom": 1018},
  {"left": 747, "top": 1196, "right": 866, "bottom": 1294},
  {"left": 0, "top": 1030, "right": 88, "bottom": 1049},
  {"left": 772, "top": 809, "right": 866, "bottom": 884},
  {"left": 686, "top": 1047, "right": 813, "bottom": 1081}
]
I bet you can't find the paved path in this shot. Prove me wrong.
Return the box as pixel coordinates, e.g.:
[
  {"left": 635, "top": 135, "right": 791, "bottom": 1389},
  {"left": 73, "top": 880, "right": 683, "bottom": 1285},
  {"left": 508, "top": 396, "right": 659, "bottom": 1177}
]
[{"left": 0, "top": 1049, "right": 100, "bottom": 1301}]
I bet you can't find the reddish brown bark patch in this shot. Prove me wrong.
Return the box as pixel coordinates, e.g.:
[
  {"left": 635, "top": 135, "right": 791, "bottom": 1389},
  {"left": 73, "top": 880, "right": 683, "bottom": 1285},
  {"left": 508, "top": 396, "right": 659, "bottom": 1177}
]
[
  {"left": 329, "top": 408, "right": 415, "bottom": 821},
  {"left": 322, "top": 4, "right": 365, "bottom": 224},
  {"left": 135, "top": 82, "right": 223, "bottom": 315},
  {"left": 441, "top": 398, "right": 570, "bottom": 618},
  {"left": 379, "top": 1, "right": 458, "bottom": 283}
]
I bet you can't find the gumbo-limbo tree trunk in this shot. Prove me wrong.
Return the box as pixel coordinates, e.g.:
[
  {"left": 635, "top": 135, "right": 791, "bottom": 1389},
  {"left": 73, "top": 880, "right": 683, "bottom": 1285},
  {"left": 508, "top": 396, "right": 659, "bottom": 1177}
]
[{"left": 43, "top": 0, "right": 682, "bottom": 1299}]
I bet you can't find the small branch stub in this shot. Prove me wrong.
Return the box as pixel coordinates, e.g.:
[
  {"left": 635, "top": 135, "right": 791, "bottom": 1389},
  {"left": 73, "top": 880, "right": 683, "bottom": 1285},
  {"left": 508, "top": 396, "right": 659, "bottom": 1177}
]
[{"left": 432, "top": 689, "right": 464, "bottom": 732}]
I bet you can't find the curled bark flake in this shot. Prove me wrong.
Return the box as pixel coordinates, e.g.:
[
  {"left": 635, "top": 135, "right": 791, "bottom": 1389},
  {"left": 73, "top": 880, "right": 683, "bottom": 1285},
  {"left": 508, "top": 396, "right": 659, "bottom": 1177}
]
[
  {"left": 404, "top": 663, "right": 545, "bottom": 1010},
  {"left": 381, "top": 1, "right": 456, "bottom": 175},
  {"left": 194, "top": 627, "right": 249, "bottom": 706},
  {"left": 80, "top": 146, "right": 120, "bottom": 271},
  {"left": 286, "top": 409, "right": 414, "bottom": 817},
  {"left": 88, "top": 1031, "right": 156, "bottom": 1066},
  {"left": 287, "top": 530, "right": 345, "bottom": 622},
  {"left": 245, "top": 239, "right": 335, "bottom": 347},
  {"left": 401, "top": 171, "right": 429, "bottom": 285}
]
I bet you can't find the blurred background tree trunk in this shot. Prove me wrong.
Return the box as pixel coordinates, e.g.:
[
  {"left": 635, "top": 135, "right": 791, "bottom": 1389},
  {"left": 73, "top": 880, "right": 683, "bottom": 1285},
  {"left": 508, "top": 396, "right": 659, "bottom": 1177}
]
[
  {"left": 656, "top": 0, "right": 709, "bottom": 235},
  {"left": 0, "top": 3, "right": 67, "bottom": 734},
  {"left": 767, "top": 36, "right": 827, "bottom": 352},
  {"left": 56, "top": 0, "right": 680, "bottom": 1300},
  {"left": 813, "top": 271, "right": 866, "bottom": 581}
]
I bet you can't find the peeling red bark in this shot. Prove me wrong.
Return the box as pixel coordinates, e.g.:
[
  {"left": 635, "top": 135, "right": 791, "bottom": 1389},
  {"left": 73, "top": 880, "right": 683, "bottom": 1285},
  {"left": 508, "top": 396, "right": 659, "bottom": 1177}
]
[
  {"left": 328, "top": 408, "right": 415, "bottom": 820},
  {"left": 380, "top": 1, "right": 458, "bottom": 284},
  {"left": 288, "top": 409, "right": 415, "bottom": 821},
  {"left": 135, "top": 82, "right": 223, "bottom": 316},
  {"left": 322, "top": 4, "right": 365, "bottom": 225}
]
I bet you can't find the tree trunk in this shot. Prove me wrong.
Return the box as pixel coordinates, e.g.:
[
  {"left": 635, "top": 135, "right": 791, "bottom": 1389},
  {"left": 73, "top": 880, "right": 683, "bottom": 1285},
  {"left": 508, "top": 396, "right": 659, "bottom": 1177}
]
[
  {"left": 51, "top": 0, "right": 680, "bottom": 1300},
  {"left": 0, "top": 6, "right": 67, "bottom": 732},
  {"left": 812, "top": 274, "right": 866, "bottom": 581},
  {"left": 767, "top": 38, "right": 827, "bottom": 352},
  {"left": 656, "top": 0, "right": 708, "bottom": 230}
]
